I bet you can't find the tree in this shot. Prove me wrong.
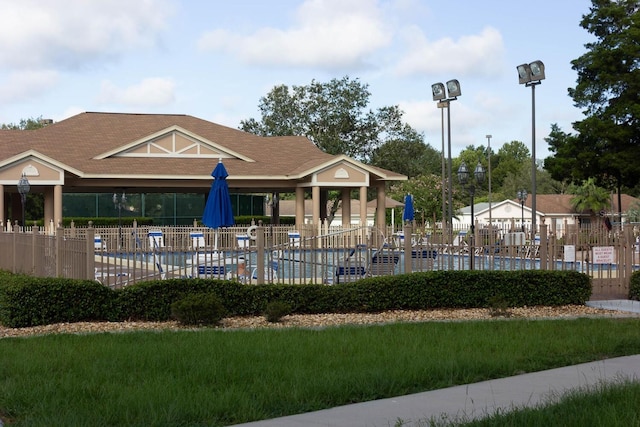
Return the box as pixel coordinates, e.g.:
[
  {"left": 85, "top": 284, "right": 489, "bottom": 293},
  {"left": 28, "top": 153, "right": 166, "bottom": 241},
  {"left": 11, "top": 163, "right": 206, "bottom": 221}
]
[
  {"left": 559, "top": 1, "right": 640, "bottom": 207},
  {"left": 1, "top": 116, "right": 47, "bottom": 130},
  {"left": 240, "top": 76, "right": 422, "bottom": 163},
  {"left": 569, "top": 178, "right": 611, "bottom": 225},
  {"left": 370, "top": 138, "right": 441, "bottom": 178},
  {"left": 389, "top": 174, "right": 448, "bottom": 225}
]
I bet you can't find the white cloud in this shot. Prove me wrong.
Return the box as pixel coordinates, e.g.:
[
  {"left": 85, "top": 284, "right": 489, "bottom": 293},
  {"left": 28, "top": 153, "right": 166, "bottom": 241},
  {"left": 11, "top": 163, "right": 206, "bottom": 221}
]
[
  {"left": 394, "top": 26, "right": 506, "bottom": 77},
  {"left": 0, "top": 0, "right": 172, "bottom": 70},
  {"left": 96, "top": 78, "right": 176, "bottom": 107},
  {"left": 0, "top": 70, "right": 59, "bottom": 102},
  {"left": 197, "top": 0, "right": 392, "bottom": 69}
]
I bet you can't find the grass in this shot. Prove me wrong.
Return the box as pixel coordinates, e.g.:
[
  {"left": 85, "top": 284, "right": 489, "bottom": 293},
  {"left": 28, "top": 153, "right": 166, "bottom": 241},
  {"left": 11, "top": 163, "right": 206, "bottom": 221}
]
[
  {"left": 1, "top": 317, "right": 640, "bottom": 426},
  {"left": 449, "top": 380, "right": 640, "bottom": 427}
]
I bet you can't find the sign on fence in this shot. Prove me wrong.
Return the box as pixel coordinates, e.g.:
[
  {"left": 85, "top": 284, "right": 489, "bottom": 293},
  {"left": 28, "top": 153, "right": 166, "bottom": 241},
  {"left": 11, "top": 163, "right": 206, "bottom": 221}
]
[
  {"left": 563, "top": 245, "right": 575, "bottom": 262},
  {"left": 592, "top": 246, "right": 615, "bottom": 264}
]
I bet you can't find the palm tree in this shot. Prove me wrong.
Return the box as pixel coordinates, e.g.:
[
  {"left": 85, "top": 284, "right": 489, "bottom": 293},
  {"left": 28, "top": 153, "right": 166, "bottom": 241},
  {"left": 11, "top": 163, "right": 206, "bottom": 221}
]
[{"left": 570, "top": 178, "right": 611, "bottom": 226}]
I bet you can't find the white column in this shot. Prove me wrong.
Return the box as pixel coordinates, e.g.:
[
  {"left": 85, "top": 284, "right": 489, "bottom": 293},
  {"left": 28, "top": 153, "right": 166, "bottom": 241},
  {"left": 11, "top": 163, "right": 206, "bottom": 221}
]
[
  {"left": 54, "top": 185, "right": 63, "bottom": 227},
  {"left": 376, "top": 185, "right": 386, "bottom": 227},
  {"left": 312, "top": 186, "right": 320, "bottom": 225},
  {"left": 295, "top": 187, "right": 305, "bottom": 226},
  {"left": 359, "top": 186, "right": 367, "bottom": 225},
  {"left": 341, "top": 188, "right": 351, "bottom": 226},
  {"left": 0, "top": 184, "right": 4, "bottom": 229}
]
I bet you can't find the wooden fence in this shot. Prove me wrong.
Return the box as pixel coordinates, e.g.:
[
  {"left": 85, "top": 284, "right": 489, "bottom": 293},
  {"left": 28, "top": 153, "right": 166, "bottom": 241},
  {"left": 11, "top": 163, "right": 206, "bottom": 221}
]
[{"left": 0, "top": 221, "right": 636, "bottom": 299}]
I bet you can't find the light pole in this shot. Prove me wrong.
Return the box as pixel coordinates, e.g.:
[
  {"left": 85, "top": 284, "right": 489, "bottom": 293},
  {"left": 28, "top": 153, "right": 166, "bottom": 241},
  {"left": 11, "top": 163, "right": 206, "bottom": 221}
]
[
  {"left": 17, "top": 173, "right": 30, "bottom": 230},
  {"left": 517, "top": 60, "right": 545, "bottom": 238},
  {"left": 486, "top": 134, "right": 492, "bottom": 245},
  {"left": 517, "top": 189, "right": 528, "bottom": 233},
  {"left": 113, "top": 191, "right": 126, "bottom": 249},
  {"left": 432, "top": 79, "right": 461, "bottom": 246},
  {"left": 458, "top": 161, "right": 485, "bottom": 270}
]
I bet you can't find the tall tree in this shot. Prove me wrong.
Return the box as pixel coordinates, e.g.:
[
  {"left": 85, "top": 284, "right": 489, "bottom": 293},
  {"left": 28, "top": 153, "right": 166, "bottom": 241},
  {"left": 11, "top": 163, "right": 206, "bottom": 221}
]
[
  {"left": 240, "top": 76, "right": 421, "bottom": 163},
  {"left": 370, "top": 138, "right": 441, "bottom": 178},
  {"left": 560, "top": 1, "right": 640, "bottom": 205},
  {"left": 389, "top": 174, "right": 449, "bottom": 225},
  {"left": 1, "top": 116, "right": 46, "bottom": 130},
  {"left": 569, "top": 177, "right": 611, "bottom": 224}
]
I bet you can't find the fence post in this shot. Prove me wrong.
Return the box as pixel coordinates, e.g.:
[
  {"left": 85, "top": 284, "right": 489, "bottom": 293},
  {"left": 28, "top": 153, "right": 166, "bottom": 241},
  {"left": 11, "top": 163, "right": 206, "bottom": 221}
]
[
  {"left": 56, "top": 226, "right": 64, "bottom": 277},
  {"left": 403, "top": 223, "right": 412, "bottom": 274},
  {"left": 12, "top": 220, "right": 18, "bottom": 273},
  {"left": 256, "top": 222, "right": 265, "bottom": 284},
  {"left": 31, "top": 224, "right": 39, "bottom": 275},
  {"left": 539, "top": 224, "right": 548, "bottom": 270},
  {"left": 624, "top": 224, "right": 633, "bottom": 290},
  {"left": 87, "top": 222, "right": 96, "bottom": 281}
]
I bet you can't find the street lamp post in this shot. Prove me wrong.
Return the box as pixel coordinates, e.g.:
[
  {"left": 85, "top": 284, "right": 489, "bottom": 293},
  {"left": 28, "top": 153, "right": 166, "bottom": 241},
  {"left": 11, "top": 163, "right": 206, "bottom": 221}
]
[
  {"left": 486, "top": 134, "right": 492, "bottom": 246},
  {"left": 113, "top": 192, "right": 126, "bottom": 249},
  {"left": 517, "top": 189, "right": 528, "bottom": 233},
  {"left": 17, "top": 173, "right": 30, "bottom": 231},
  {"left": 432, "top": 79, "right": 461, "bottom": 248},
  {"left": 517, "top": 60, "right": 545, "bottom": 239},
  {"left": 458, "top": 161, "right": 485, "bottom": 270}
]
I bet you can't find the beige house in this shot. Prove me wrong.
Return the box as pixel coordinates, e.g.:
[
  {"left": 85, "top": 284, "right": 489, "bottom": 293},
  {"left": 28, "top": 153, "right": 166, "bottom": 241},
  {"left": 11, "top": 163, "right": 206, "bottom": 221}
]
[
  {"left": 0, "top": 112, "right": 406, "bottom": 228},
  {"left": 455, "top": 193, "right": 640, "bottom": 233}
]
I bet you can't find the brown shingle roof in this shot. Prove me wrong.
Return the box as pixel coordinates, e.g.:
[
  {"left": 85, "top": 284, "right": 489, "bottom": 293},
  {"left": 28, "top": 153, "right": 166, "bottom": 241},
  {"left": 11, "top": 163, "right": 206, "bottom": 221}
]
[
  {"left": 517, "top": 194, "right": 640, "bottom": 215},
  {"left": 1, "top": 112, "right": 403, "bottom": 181}
]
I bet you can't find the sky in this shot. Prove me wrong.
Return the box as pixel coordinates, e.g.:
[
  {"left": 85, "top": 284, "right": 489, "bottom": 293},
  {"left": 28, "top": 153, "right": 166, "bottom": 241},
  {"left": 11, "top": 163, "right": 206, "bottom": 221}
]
[{"left": 0, "top": 0, "right": 595, "bottom": 159}]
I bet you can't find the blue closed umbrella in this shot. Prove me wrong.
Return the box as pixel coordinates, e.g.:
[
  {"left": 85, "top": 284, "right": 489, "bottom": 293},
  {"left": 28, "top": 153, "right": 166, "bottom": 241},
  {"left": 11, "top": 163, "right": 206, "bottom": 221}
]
[
  {"left": 202, "top": 159, "right": 235, "bottom": 249},
  {"left": 403, "top": 194, "right": 414, "bottom": 222}
]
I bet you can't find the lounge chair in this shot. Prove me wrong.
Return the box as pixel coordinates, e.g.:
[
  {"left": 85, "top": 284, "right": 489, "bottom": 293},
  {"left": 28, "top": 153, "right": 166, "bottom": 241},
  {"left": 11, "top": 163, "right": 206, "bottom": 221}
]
[
  {"left": 196, "top": 264, "right": 227, "bottom": 279},
  {"left": 368, "top": 251, "right": 400, "bottom": 277},
  {"left": 410, "top": 248, "right": 438, "bottom": 271},
  {"left": 94, "top": 235, "right": 107, "bottom": 252},
  {"left": 288, "top": 231, "right": 301, "bottom": 248},
  {"left": 148, "top": 229, "right": 165, "bottom": 250}
]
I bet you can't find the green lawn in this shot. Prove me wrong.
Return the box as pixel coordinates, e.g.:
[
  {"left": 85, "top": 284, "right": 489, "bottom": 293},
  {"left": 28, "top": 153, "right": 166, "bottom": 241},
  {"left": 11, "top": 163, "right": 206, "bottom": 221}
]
[{"left": 1, "top": 317, "right": 640, "bottom": 426}]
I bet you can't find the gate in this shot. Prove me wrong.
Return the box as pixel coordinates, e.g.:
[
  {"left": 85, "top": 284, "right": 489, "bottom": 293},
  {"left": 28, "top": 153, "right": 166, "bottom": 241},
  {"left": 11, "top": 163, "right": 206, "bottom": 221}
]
[{"left": 563, "top": 223, "right": 635, "bottom": 300}]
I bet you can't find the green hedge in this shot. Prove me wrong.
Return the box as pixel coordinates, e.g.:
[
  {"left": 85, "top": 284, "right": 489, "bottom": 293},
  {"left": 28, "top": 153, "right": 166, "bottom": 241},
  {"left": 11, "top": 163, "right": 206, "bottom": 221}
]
[
  {"left": 0, "top": 275, "right": 115, "bottom": 328},
  {"left": 630, "top": 271, "right": 640, "bottom": 300},
  {"left": 0, "top": 270, "right": 592, "bottom": 328}
]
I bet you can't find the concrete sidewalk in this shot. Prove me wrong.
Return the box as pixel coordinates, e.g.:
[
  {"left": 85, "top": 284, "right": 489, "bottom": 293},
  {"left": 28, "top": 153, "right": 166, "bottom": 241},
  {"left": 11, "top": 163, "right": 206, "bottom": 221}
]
[{"left": 232, "top": 301, "right": 640, "bottom": 427}]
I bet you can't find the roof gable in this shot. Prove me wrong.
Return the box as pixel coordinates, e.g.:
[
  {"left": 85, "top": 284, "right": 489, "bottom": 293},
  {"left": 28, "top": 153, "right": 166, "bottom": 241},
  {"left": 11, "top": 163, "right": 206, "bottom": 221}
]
[{"left": 94, "top": 126, "right": 254, "bottom": 162}]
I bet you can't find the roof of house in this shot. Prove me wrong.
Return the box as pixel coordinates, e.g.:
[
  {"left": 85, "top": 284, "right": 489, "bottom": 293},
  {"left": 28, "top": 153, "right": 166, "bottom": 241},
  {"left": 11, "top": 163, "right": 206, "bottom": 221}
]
[
  {"left": 516, "top": 194, "right": 640, "bottom": 215},
  {"left": 0, "top": 112, "right": 405, "bottom": 187}
]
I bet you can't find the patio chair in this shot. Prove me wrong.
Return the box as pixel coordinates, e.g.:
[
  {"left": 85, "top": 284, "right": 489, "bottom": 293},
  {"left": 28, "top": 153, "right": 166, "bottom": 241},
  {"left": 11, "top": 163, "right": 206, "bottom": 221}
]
[
  {"left": 190, "top": 231, "right": 205, "bottom": 249},
  {"left": 148, "top": 229, "right": 165, "bottom": 250},
  {"left": 94, "top": 235, "right": 107, "bottom": 252},
  {"left": 410, "top": 248, "right": 438, "bottom": 272},
  {"left": 368, "top": 251, "right": 400, "bottom": 277},
  {"left": 288, "top": 230, "right": 301, "bottom": 248},
  {"left": 196, "top": 264, "right": 227, "bottom": 279},
  {"left": 332, "top": 265, "right": 367, "bottom": 284}
]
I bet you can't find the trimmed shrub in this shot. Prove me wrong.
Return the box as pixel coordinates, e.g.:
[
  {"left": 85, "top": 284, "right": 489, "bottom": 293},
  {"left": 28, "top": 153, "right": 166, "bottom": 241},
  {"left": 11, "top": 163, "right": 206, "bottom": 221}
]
[
  {"left": 0, "top": 275, "right": 115, "bottom": 328},
  {"left": 171, "top": 292, "right": 227, "bottom": 326},
  {"left": 264, "top": 301, "right": 292, "bottom": 323},
  {"left": 630, "top": 271, "right": 640, "bottom": 300}
]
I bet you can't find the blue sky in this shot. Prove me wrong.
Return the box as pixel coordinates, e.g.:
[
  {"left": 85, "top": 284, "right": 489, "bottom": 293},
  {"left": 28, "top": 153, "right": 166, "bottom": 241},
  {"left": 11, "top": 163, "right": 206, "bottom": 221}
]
[{"left": 0, "top": 0, "right": 594, "bottom": 159}]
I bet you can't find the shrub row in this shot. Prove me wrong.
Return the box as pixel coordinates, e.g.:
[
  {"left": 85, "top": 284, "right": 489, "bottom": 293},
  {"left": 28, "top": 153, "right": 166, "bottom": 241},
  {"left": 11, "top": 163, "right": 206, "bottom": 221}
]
[
  {"left": 630, "top": 271, "right": 640, "bottom": 300},
  {"left": 0, "top": 270, "right": 592, "bottom": 328}
]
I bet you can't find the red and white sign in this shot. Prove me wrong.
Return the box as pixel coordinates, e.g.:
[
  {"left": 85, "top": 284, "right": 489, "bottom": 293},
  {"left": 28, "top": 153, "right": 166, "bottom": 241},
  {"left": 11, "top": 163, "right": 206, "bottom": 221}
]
[{"left": 592, "top": 246, "right": 615, "bottom": 264}]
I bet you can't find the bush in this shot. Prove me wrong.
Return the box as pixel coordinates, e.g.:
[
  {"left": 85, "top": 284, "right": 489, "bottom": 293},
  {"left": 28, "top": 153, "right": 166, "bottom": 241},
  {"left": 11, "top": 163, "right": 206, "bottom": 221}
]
[
  {"left": 264, "top": 301, "right": 292, "bottom": 323},
  {"left": 171, "top": 292, "right": 227, "bottom": 326},
  {"left": 0, "top": 275, "right": 115, "bottom": 328},
  {"left": 630, "top": 271, "right": 640, "bottom": 300}
]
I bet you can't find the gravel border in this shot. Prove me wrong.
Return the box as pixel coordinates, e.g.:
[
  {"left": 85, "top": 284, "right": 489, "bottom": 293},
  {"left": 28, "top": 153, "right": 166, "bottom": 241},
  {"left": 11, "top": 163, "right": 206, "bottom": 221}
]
[{"left": 2, "top": 305, "right": 636, "bottom": 339}]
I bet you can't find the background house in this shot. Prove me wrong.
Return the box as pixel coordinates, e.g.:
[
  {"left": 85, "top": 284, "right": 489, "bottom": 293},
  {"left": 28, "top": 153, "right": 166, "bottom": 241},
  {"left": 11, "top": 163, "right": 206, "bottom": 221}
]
[{"left": 454, "top": 194, "right": 640, "bottom": 234}]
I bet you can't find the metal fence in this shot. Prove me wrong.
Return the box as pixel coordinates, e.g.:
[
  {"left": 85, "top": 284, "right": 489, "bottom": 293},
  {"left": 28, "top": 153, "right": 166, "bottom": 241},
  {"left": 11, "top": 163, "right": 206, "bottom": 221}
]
[{"left": 0, "top": 220, "right": 636, "bottom": 299}]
